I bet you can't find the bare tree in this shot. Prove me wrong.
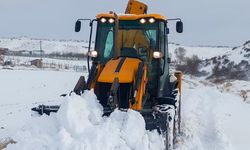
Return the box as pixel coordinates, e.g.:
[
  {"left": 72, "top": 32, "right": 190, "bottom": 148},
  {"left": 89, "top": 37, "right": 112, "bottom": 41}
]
[
  {"left": 185, "top": 55, "right": 201, "bottom": 74},
  {"left": 176, "top": 54, "right": 201, "bottom": 75},
  {"left": 174, "top": 47, "right": 186, "bottom": 64}
]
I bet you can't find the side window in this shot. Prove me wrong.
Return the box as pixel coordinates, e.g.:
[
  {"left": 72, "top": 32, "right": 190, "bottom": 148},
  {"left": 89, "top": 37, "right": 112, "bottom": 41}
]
[
  {"left": 104, "top": 30, "right": 113, "bottom": 58},
  {"left": 159, "top": 22, "right": 165, "bottom": 53},
  {"left": 147, "top": 30, "right": 157, "bottom": 49},
  {"left": 159, "top": 22, "right": 165, "bottom": 71},
  {"left": 95, "top": 23, "right": 114, "bottom": 63}
]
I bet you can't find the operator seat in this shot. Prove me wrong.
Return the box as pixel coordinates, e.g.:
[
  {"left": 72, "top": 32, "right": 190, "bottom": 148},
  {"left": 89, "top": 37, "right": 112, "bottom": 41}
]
[{"left": 120, "top": 47, "right": 138, "bottom": 58}]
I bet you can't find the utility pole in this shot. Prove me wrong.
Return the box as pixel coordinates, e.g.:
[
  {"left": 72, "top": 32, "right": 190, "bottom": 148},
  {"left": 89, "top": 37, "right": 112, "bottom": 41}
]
[
  {"left": 39, "top": 40, "right": 43, "bottom": 69},
  {"left": 40, "top": 40, "right": 43, "bottom": 60}
]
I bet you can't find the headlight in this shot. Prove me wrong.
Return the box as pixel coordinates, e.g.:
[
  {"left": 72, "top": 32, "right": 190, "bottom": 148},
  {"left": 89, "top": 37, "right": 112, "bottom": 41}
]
[
  {"left": 100, "top": 18, "right": 107, "bottom": 23},
  {"left": 88, "top": 50, "right": 98, "bottom": 58},
  {"left": 149, "top": 18, "right": 155, "bottom": 23},
  {"left": 139, "top": 18, "right": 146, "bottom": 24},
  {"left": 153, "top": 51, "right": 163, "bottom": 59},
  {"left": 108, "top": 18, "right": 115, "bottom": 23}
]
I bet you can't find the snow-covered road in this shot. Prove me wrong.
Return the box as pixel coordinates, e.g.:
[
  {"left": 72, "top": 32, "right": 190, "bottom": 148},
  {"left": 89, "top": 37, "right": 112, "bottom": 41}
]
[{"left": 177, "top": 78, "right": 250, "bottom": 150}]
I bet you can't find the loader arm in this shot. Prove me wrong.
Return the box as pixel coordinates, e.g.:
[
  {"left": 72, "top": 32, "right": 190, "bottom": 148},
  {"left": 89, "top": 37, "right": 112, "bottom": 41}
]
[{"left": 125, "top": 0, "right": 148, "bottom": 14}]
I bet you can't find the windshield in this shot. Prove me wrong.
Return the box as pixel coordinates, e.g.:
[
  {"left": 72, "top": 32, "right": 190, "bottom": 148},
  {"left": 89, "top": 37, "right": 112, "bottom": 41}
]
[{"left": 95, "top": 20, "right": 158, "bottom": 63}]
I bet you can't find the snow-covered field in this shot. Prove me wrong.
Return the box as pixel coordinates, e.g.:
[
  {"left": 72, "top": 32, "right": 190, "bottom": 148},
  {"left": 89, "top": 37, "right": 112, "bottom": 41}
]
[
  {"left": 1, "top": 68, "right": 250, "bottom": 150},
  {"left": 3, "top": 55, "right": 87, "bottom": 72},
  {"left": 0, "top": 37, "right": 231, "bottom": 58},
  {"left": 4, "top": 56, "right": 85, "bottom": 66},
  {"left": 0, "top": 69, "right": 85, "bottom": 138},
  {"left": 0, "top": 37, "right": 89, "bottom": 54}
]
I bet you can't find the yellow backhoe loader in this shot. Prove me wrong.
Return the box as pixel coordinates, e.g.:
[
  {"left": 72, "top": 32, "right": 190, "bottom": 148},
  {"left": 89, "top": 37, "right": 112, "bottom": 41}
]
[{"left": 32, "top": 0, "right": 183, "bottom": 149}]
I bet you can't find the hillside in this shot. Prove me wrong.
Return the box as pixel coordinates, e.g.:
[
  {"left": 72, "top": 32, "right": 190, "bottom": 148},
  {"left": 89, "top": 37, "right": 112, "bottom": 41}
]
[
  {"left": 203, "top": 41, "right": 250, "bottom": 81},
  {"left": 169, "top": 40, "right": 250, "bottom": 81},
  {"left": 0, "top": 37, "right": 89, "bottom": 54},
  {"left": 169, "top": 43, "right": 231, "bottom": 60}
]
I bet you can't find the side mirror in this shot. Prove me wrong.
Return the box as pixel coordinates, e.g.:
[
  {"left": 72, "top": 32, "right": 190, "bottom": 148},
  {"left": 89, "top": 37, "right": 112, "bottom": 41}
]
[
  {"left": 75, "top": 20, "right": 81, "bottom": 32},
  {"left": 166, "top": 27, "right": 170, "bottom": 34},
  {"left": 176, "top": 21, "right": 183, "bottom": 33}
]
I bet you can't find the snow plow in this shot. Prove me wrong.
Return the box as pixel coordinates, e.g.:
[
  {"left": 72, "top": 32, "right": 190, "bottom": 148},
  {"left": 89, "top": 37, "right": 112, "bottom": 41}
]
[{"left": 32, "top": 0, "right": 183, "bottom": 149}]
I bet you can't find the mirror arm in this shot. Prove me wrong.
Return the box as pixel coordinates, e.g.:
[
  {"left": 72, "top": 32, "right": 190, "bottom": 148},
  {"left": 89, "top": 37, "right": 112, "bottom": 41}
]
[
  {"left": 166, "top": 18, "right": 182, "bottom": 22},
  {"left": 166, "top": 18, "right": 183, "bottom": 33},
  {"left": 77, "top": 19, "right": 92, "bottom": 26},
  {"left": 89, "top": 19, "right": 96, "bottom": 26}
]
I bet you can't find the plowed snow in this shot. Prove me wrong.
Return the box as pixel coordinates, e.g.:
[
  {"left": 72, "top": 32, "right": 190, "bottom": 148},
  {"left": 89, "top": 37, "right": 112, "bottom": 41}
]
[{"left": 5, "top": 91, "right": 164, "bottom": 150}]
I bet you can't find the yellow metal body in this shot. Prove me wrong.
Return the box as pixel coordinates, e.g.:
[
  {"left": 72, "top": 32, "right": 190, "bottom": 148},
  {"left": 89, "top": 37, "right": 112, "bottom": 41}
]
[
  {"left": 174, "top": 71, "right": 183, "bottom": 95},
  {"left": 97, "top": 58, "right": 141, "bottom": 83},
  {"left": 125, "top": 0, "right": 148, "bottom": 14},
  {"left": 96, "top": 13, "right": 166, "bottom": 21},
  {"left": 89, "top": 64, "right": 102, "bottom": 89},
  {"left": 131, "top": 64, "right": 147, "bottom": 110},
  {"left": 97, "top": 57, "right": 147, "bottom": 110}
]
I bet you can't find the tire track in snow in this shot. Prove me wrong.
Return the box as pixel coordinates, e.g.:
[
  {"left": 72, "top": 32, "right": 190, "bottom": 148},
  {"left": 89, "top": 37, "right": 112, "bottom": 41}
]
[
  {"left": 196, "top": 87, "right": 227, "bottom": 149},
  {"left": 176, "top": 79, "right": 230, "bottom": 150}
]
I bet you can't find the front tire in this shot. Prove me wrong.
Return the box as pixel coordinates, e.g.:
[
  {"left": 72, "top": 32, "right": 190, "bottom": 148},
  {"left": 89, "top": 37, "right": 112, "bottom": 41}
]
[
  {"left": 165, "top": 110, "right": 175, "bottom": 150},
  {"left": 165, "top": 88, "right": 181, "bottom": 150}
]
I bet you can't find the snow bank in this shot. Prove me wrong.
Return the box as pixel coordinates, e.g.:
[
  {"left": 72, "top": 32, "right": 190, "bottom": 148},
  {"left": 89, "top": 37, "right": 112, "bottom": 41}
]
[{"left": 6, "top": 91, "right": 164, "bottom": 150}]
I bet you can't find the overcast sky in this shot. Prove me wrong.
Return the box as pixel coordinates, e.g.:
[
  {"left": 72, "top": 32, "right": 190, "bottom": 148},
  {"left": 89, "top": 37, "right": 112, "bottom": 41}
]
[{"left": 0, "top": 0, "right": 249, "bottom": 46}]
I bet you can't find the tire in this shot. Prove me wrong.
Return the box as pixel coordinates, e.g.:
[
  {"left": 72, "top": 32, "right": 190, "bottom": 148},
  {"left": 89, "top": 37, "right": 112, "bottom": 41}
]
[
  {"left": 174, "top": 89, "right": 181, "bottom": 136},
  {"left": 165, "top": 88, "right": 181, "bottom": 150},
  {"left": 162, "top": 106, "right": 175, "bottom": 150}
]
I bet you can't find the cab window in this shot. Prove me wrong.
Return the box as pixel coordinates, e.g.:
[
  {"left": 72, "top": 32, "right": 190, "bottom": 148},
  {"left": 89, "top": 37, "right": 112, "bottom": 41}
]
[{"left": 95, "top": 22, "right": 114, "bottom": 63}]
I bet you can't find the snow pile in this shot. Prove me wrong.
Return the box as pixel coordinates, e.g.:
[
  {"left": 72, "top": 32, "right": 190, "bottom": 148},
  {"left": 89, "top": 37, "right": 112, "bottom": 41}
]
[{"left": 6, "top": 91, "right": 164, "bottom": 150}]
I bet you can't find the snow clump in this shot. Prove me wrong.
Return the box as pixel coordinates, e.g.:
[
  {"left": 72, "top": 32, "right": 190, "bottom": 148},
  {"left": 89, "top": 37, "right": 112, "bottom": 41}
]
[{"left": 6, "top": 90, "right": 164, "bottom": 150}]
